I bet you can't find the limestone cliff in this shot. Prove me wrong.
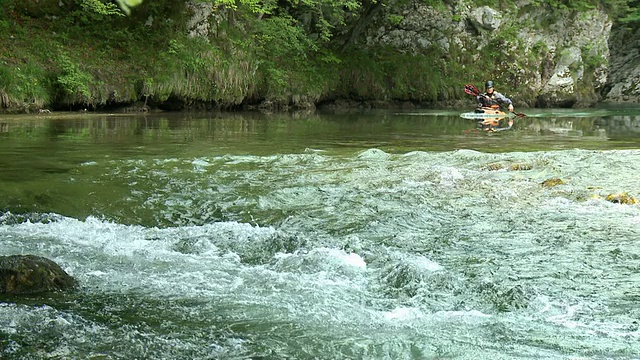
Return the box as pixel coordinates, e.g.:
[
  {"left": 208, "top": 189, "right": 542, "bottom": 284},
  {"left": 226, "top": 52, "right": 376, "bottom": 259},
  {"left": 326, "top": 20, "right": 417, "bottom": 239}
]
[
  {"left": 352, "top": 0, "right": 612, "bottom": 107},
  {"left": 603, "top": 26, "right": 640, "bottom": 103}
]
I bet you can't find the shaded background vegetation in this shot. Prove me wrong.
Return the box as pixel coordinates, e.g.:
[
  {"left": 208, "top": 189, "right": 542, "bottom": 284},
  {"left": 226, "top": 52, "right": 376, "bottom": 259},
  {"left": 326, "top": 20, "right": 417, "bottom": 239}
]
[{"left": 0, "top": 0, "right": 638, "bottom": 112}]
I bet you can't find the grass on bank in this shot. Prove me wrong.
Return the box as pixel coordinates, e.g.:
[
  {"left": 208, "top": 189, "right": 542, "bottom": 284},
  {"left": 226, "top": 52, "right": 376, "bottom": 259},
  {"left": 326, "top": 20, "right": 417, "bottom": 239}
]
[{"left": 1, "top": 0, "right": 481, "bottom": 113}]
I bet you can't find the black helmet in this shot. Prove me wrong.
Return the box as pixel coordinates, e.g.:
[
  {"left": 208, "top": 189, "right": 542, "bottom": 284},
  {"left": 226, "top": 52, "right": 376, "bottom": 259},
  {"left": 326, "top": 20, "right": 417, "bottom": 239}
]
[{"left": 485, "top": 80, "right": 494, "bottom": 89}]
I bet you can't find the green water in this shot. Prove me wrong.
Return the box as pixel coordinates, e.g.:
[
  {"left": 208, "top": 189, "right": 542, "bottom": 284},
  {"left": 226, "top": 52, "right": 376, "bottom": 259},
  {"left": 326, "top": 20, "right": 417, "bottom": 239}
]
[{"left": 1, "top": 108, "right": 640, "bottom": 359}]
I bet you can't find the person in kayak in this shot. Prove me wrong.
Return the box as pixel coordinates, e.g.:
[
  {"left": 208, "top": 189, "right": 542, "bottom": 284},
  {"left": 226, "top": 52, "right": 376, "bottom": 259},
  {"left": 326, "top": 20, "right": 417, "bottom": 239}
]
[{"left": 476, "top": 80, "right": 514, "bottom": 113}]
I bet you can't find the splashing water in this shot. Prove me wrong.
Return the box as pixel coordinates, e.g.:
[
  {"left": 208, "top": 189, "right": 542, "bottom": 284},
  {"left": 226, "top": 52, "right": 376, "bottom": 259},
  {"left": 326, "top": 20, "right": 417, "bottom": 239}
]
[{"left": 1, "top": 112, "right": 640, "bottom": 359}]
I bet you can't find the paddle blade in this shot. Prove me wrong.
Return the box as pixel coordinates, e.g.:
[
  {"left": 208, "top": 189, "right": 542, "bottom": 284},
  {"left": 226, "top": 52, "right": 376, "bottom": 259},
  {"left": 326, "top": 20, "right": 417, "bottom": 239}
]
[
  {"left": 464, "top": 84, "right": 480, "bottom": 96},
  {"left": 512, "top": 111, "right": 526, "bottom": 117}
]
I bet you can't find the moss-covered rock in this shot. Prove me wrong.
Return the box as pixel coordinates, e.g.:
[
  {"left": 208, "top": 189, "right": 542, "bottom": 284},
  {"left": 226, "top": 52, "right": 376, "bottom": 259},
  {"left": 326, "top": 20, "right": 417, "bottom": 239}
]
[
  {"left": 605, "top": 192, "right": 638, "bottom": 205},
  {"left": 0, "top": 255, "right": 77, "bottom": 294}
]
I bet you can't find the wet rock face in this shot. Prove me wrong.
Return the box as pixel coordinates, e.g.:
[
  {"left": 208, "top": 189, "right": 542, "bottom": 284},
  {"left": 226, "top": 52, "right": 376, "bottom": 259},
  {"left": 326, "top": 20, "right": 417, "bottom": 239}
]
[
  {"left": 363, "top": 2, "right": 611, "bottom": 107},
  {"left": 0, "top": 255, "right": 77, "bottom": 294},
  {"left": 604, "top": 26, "right": 640, "bottom": 103}
]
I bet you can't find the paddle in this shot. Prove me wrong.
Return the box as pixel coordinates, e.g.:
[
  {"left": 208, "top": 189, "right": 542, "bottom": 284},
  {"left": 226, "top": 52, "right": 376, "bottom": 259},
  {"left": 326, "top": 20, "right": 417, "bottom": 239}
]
[{"left": 464, "top": 84, "right": 526, "bottom": 117}]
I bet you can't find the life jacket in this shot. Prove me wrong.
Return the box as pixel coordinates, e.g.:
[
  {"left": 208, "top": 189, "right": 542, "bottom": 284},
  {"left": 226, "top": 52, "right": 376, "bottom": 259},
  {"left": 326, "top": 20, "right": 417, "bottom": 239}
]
[
  {"left": 479, "top": 89, "right": 513, "bottom": 110},
  {"left": 482, "top": 93, "right": 499, "bottom": 106},
  {"left": 478, "top": 93, "right": 500, "bottom": 109}
]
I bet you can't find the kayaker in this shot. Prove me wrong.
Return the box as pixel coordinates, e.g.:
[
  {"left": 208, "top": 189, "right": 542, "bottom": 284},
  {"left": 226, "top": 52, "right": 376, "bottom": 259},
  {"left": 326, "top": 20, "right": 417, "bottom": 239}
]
[{"left": 477, "top": 80, "right": 514, "bottom": 113}]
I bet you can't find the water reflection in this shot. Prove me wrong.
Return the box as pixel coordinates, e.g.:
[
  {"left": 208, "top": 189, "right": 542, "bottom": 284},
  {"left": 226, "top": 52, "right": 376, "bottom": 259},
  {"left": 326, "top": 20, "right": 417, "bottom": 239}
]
[
  {"left": 595, "top": 115, "right": 640, "bottom": 136},
  {"left": 1, "top": 108, "right": 640, "bottom": 154}
]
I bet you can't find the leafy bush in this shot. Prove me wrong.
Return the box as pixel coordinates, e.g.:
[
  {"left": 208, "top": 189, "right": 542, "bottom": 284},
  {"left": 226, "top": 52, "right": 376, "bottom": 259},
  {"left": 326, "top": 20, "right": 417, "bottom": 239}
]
[
  {"left": 55, "top": 55, "right": 94, "bottom": 105},
  {"left": 252, "top": 15, "right": 320, "bottom": 99},
  {"left": 80, "top": 0, "right": 124, "bottom": 16}
]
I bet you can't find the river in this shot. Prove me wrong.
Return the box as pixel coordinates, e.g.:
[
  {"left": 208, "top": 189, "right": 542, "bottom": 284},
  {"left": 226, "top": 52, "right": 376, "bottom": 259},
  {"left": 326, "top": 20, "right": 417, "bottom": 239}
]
[{"left": 1, "top": 107, "right": 639, "bottom": 359}]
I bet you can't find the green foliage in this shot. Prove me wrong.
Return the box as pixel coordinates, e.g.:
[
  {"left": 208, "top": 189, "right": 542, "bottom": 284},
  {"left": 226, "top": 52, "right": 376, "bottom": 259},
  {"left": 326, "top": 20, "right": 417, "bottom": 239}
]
[
  {"left": 532, "top": 40, "right": 550, "bottom": 54},
  {"left": 55, "top": 55, "right": 94, "bottom": 104},
  {"left": 334, "top": 49, "right": 384, "bottom": 100},
  {"left": 0, "top": 62, "right": 50, "bottom": 109},
  {"left": 252, "top": 15, "right": 319, "bottom": 97},
  {"left": 581, "top": 43, "right": 607, "bottom": 69},
  {"left": 620, "top": 12, "right": 640, "bottom": 23},
  {"left": 254, "top": 16, "right": 317, "bottom": 63},
  {"left": 152, "top": 37, "right": 216, "bottom": 101},
  {"left": 67, "top": 1, "right": 123, "bottom": 27},
  {"left": 149, "top": 35, "right": 258, "bottom": 107},
  {"left": 80, "top": 0, "right": 125, "bottom": 16},
  {"left": 209, "top": 0, "right": 278, "bottom": 15},
  {"left": 417, "top": 0, "right": 448, "bottom": 10},
  {"left": 0, "top": 0, "right": 9, "bottom": 31},
  {"left": 257, "top": 0, "right": 361, "bottom": 43},
  {"left": 617, "top": 0, "right": 640, "bottom": 23},
  {"left": 114, "top": 0, "right": 143, "bottom": 15},
  {"left": 599, "top": 0, "right": 634, "bottom": 18},
  {"left": 525, "top": 0, "right": 631, "bottom": 15},
  {"left": 4, "top": 0, "right": 640, "bottom": 112},
  {"left": 384, "top": 53, "right": 448, "bottom": 101},
  {"left": 388, "top": 14, "right": 404, "bottom": 26},
  {"left": 334, "top": 47, "right": 460, "bottom": 102}
]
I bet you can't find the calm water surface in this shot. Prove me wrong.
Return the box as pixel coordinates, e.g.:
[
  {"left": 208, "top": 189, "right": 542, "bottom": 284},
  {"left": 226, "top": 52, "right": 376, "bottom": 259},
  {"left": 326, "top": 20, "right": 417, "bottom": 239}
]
[{"left": 1, "top": 108, "right": 640, "bottom": 359}]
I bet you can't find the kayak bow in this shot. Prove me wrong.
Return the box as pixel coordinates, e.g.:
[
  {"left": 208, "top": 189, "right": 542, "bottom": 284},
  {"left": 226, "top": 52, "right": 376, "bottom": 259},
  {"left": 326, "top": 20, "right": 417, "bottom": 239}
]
[{"left": 460, "top": 107, "right": 508, "bottom": 119}]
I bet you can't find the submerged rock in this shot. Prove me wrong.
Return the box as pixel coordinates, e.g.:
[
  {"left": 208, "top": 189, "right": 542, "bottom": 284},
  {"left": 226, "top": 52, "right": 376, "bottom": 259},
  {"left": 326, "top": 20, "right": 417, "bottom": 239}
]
[
  {"left": 0, "top": 255, "right": 77, "bottom": 294},
  {"left": 541, "top": 178, "right": 565, "bottom": 188},
  {"left": 485, "top": 163, "right": 504, "bottom": 171},
  {"left": 510, "top": 163, "right": 533, "bottom": 171}
]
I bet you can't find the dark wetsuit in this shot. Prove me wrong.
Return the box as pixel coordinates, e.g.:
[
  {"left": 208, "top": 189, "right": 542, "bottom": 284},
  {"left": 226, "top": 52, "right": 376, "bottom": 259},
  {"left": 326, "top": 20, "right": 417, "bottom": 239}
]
[{"left": 477, "top": 91, "right": 512, "bottom": 108}]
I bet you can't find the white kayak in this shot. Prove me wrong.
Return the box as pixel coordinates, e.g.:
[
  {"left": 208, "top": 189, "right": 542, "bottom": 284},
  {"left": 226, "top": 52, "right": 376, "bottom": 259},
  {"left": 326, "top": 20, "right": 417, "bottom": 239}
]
[{"left": 460, "top": 107, "right": 508, "bottom": 119}]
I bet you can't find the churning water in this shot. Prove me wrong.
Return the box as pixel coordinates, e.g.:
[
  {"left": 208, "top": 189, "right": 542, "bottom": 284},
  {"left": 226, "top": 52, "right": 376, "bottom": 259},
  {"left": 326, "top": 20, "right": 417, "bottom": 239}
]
[{"left": 1, "top": 109, "right": 640, "bottom": 359}]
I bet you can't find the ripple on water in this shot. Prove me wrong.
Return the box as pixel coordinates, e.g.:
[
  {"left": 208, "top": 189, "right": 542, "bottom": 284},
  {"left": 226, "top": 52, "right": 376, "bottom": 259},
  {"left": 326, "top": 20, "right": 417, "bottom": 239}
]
[{"left": 2, "top": 149, "right": 640, "bottom": 358}]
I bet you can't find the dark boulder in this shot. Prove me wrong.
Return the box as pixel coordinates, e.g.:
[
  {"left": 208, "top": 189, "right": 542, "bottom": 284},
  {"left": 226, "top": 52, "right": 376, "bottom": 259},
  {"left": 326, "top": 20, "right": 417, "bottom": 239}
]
[{"left": 0, "top": 255, "right": 77, "bottom": 294}]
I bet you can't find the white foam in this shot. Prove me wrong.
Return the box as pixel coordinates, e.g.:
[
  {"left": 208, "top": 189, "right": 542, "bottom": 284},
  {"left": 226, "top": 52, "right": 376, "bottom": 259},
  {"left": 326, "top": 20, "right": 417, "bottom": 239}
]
[
  {"left": 383, "top": 307, "right": 490, "bottom": 322},
  {"left": 318, "top": 248, "right": 366, "bottom": 268},
  {"left": 384, "top": 307, "right": 423, "bottom": 320},
  {"left": 438, "top": 167, "right": 465, "bottom": 184},
  {"left": 406, "top": 255, "right": 444, "bottom": 272},
  {"left": 191, "top": 158, "right": 211, "bottom": 170}
]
